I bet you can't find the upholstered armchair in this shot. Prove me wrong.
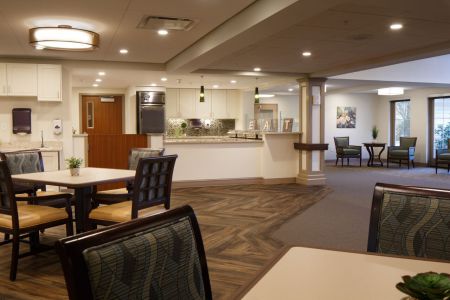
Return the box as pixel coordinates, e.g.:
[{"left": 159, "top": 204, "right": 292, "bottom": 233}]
[
  {"left": 387, "top": 137, "right": 417, "bottom": 169},
  {"left": 334, "top": 136, "right": 362, "bottom": 167},
  {"left": 435, "top": 138, "right": 450, "bottom": 173}
]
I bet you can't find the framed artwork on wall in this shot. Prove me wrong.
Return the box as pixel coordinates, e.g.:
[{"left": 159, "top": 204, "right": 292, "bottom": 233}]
[{"left": 336, "top": 106, "right": 356, "bottom": 128}]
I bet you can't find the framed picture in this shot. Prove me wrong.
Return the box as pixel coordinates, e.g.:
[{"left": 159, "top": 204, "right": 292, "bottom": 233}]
[
  {"left": 282, "top": 118, "right": 293, "bottom": 132},
  {"left": 336, "top": 106, "right": 356, "bottom": 128}
]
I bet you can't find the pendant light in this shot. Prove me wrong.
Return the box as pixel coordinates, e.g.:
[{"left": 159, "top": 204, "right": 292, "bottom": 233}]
[
  {"left": 254, "top": 78, "right": 260, "bottom": 104},
  {"left": 199, "top": 75, "right": 205, "bottom": 102}
]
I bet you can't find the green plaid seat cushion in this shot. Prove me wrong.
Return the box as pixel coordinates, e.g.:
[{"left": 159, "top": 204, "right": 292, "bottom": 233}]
[
  {"left": 388, "top": 149, "right": 408, "bottom": 158},
  {"left": 377, "top": 192, "right": 450, "bottom": 260},
  {"left": 438, "top": 153, "right": 450, "bottom": 160},
  {"left": 343, "top": 149, "right": 360, "bottom": 155},
  {"left": 82, "top": 217, "right": 206, "bottom": 300}
]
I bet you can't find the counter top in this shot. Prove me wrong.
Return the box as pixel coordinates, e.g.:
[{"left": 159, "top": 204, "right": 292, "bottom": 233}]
[
  {"left": 0, "top": 147, "right": 62, "bottom": 153},
  {"left": 164, "top": 137, "right": 263, "bottom": 144},
  {"left": 263, "top": 132, "right": 301, "bottom": 135}
]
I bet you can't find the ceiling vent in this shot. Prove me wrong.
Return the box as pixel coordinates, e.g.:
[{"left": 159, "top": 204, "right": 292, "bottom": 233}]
[{"left": 137, "top": 16, "right": 196, "bottom": 31}]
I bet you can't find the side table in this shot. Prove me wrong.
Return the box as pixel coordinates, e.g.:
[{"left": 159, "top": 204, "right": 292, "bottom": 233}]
[{"left": 363, "top": 143, "right": 386, "bottom": 167}]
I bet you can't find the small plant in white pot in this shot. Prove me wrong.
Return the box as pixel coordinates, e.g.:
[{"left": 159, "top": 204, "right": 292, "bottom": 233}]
[{"left": 66, "top": 157, "right": 83, "bottom": 176}]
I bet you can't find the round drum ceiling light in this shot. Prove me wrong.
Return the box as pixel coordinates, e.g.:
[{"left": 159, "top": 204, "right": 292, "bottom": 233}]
[
  {"left": 29, "top": 25, "right": 99, "bottom": 51},
  {"left": 377, "top": 87, "right": 404, "bottom": 96}
]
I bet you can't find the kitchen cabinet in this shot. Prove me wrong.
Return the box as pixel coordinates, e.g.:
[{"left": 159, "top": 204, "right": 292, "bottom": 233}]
[
  {"left": 211, "top": 89, "right": 227, "bottom": 118},
  {"left": 165, "top": 88, "right": 180, "bottom": 118},
  {"left": 195, "top": 89, "right": 211, "bottom": 118},
  {"left": 0, "top": 64, "right": 6, "bottom": 96},
  {"left": 38, "top": 64, "right": 62, "bottom": 101},
  {"left": 3, "top": 63, "right": 37, "bottom": 96},
  {"left": 179, "top": 89, "right": 196, "bottom": 118},
  {"left": 41, "top": 150, "right": 60, "bottom": 191}
]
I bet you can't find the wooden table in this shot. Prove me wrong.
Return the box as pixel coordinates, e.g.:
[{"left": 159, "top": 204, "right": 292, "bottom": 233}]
[
  {"left": 12, "top": 167, "right": 135, "bottom": 233},
  {"left": 241, "top": 247, "right": 450, "bottom": 300},
  {"left": 363, "top": 142, "right": 386, "bottom": 167}
]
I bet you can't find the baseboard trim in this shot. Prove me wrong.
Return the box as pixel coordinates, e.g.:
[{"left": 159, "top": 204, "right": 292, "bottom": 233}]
[{"left": 173, "top": 177, "right": 296, "bottom": 188}]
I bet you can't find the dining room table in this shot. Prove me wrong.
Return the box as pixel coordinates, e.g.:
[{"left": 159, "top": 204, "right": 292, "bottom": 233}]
[
  {"left": 240, "top": 246, "right": 450, "bottom": 300},
  {"left": 12, "top": 167, "right": 135, "bottom": 233}
]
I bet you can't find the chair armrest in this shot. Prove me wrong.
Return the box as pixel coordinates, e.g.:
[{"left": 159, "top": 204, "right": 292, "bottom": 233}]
[{"left": 408, "top": 146, "right": 415, "bottom": 156}]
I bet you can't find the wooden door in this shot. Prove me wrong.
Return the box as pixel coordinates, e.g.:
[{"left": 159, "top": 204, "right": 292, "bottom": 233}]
[{"left": 81, "top": 95, "right": 123, "bottom": 134}]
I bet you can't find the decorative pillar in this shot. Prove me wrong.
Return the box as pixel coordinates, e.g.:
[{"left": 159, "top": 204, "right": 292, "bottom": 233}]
[{"left": 295, "top": 77, "right": 328, "bottom": 185}]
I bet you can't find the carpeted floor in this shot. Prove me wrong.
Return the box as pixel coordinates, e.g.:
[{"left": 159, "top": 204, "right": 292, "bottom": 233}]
[{"left": 272, "top": 163, "right": 450, "bottom": 251}]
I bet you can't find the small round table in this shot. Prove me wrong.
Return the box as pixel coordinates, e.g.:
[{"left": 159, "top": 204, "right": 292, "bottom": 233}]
[{"left": 363, "top": 143, "right": 386, "bottom": 167}]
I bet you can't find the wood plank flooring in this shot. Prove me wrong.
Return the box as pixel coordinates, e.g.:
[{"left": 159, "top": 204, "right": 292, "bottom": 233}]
[{"left": 0, "top": 184, "right": 329, "bottom": 299}]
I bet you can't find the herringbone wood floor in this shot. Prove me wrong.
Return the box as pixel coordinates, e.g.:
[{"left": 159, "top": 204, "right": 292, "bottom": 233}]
[{"left": 0, "top": 184, "right": 328, "bottom": 299}]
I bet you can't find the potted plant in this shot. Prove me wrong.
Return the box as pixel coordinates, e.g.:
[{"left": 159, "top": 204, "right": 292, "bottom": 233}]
[
  {"left": 181, "top": 122, "right": 187, "bottom": 136},
  {"left": 66, "top": 157, "right": 83, "bottom": 176},
  {"left": 372, "top": 125, "right": 379, "bottom": 141},
  {"left": 396, "top": 272, "right": 450, "bottom": 300}
]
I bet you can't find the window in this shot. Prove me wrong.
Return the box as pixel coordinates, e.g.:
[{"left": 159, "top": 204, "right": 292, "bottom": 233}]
[
  {"left": 87, "top": 102, "right": 94, "bottom": 128},
  {"left": 431, "top": 97, "right": 450, "bottom": 153},
  {"left": 390, "top": 100, "right": 410, "bottom": 146}
]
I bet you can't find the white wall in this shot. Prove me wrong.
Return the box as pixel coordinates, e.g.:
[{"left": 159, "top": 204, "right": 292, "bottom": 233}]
[
  {"left": 375, "top": 87, "right": 450, "bottom": 163},
  {"left": 325, "top": 93, "right": 378, "bottom": 160}
]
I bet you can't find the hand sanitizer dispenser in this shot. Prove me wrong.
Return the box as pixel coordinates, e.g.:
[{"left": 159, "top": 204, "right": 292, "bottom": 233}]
[{"left": 53, "top": 119, "right": 62, "bottom": 135}]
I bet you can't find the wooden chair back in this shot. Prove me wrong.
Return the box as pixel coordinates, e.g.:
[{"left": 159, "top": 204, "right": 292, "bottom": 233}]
[{"left": 0, "top": 161, "right": 19, "bottom": 229}]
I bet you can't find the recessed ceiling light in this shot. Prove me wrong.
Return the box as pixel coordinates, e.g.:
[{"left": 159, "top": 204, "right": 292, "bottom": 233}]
[
  {"left": 230, "top": 80, "right": 237, "bottom": 84},
  {"left": 378, "top": 87, "right": 404, "bottom": 95},
  {"left": 151, "top": 83, "right": 157, "bottom": 86},
  {"left": 98, "top": 71, "right": 105, "bottom": 76},
  {"left": 161, "top": 77, "right": 167, "bottom": 82},
  {"left": 288, "top": 88, "right": 294, "bottom": 92},
  {"left": 253, "top": 67, "right": 261, "bottom": 72},
  {"left": 95, "top": 78, "right": 102, "bottom": 82},
  {"left": 29, "top": 25, "right": 99, "bottom": 51},
  {"left": 390, "top": 23, "right": 403, "bottom": 30},
  {"left": 260, "top": 94, "right": 275, "bottom": 98},
  {"left": 158, "top": 29, "right": 169, "bottom": 36},
  {"left": 302, "top": 51, "right": 312, "bottom": 57},
  {"left": 213, "top": 84, "right": 219, "bottom": 88},
  {"left": 35, "top": 45, "right": 44, "bottom": 50},
  {"left": 92, "top": 83, "right": 99, "bottom": 87},
  {"left": 119, "top": 49, "right": 128, "bottom": 54}
]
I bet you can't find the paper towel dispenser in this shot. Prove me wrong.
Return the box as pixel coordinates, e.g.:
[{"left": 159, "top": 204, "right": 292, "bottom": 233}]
[{"left": 12, "top": 108, "right": 31, "bottom": 134}]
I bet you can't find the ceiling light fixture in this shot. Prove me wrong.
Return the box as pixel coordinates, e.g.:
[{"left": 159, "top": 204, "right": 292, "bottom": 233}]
[
  {"left": 92, "top": 83, "right": 99, "bottom": 87},
  {"left": 302, "top": 51, "right": 312, "bottom": 57},
  {"left": 157, "top": 29, "right": 169, "bottom": 36},
  {"left": 29, "top": 25, "right": 99, "bottom": 51},
  {"left": 288, "top": 88, "right": 294, "bottom": 92},
  {"left": 119, "top": 49, "right": 128, "bottom": 54},
  {"left": 254, "top": 67, "right": 261, "bottom": 72},
  {"left": 200, "top": 75, "right": 205, "bottom": 102},
  {"left": 213, "top": 84, "right": 219, "bottom": 89},
  {"left": 35, "top": 45, "right": 45, "bottom": 50},
  {"left": 161, "top": 77, "right": 167, "bottom": 82},
  {"left": 377, "top": 87, "right": 404, "bottom": 96},
  {"left": 390, "top": 23, "right": 403, "bottom": 30},
  {"left": 98, "top": 71, "right": 105, "bottom": 76},
  {"left": 230, "top": 80, "right": 237, "bottom": 84},
  {"left": 95, "top": 78, "right": 102, "bottom": 82},
  {"left": 151, "top": 83, "right": 157, "bottom": 87}
]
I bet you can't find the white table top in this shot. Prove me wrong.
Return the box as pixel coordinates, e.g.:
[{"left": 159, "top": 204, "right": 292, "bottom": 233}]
[
  {"left": 11, "top": 167, "right": 135, "bottom": 188},
  {"left": 242, "top": 247, "right": 450, "bottom": 300}
]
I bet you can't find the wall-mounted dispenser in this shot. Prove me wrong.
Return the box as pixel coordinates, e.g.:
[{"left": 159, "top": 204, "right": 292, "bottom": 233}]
[
  {"left": 12, "top": 108, "right": 32, "bottom": 134},
  {"left": 53, "top": 119, "right": 62, "bottom": 135}
]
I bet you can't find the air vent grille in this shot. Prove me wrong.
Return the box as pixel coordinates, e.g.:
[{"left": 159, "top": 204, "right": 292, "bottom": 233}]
[{"left": 137, "top": 16, "right": 195, "bottom": 31}]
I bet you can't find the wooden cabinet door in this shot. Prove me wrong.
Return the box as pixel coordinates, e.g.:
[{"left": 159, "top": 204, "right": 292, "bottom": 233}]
[
  {"left": 7, "top": 63, "right": 37, "bottom": 96},
  {"left": 37, "top": 64, "right": 62, "bottom": 101},
  {"left": 211, "top": 89, "right": 227, "bottom": 118},
  {"left": 195, "top": 88, "right": 211, "bottom": 118},
  {"left": 179, "top": 89, "right": 196, "bottom": 118},
  {"left": 227, "top": 90, "right": 239, "bottom": 118},
  {"left": 0, "top": 64, "right": 7, "bottom": 96},
  {"left": 165, "top": 88, "right": 180, "bottom": 118}
]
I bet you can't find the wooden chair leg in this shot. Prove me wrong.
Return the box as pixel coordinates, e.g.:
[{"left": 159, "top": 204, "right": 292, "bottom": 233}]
[
  {"left": 347, "top": 158, "right": 349, "bottom": 166},
  {"left": 360, "top": 156, "right": 362, "bottom": 167},
  {"left": 387, "top": 158, "right": 389, "bottom": 168},
  {"left": 66, "top": 221, "right": 74, "bottom": 236},
  {"left": 4, "top": 233, "right": 10, "bottom": 241},
  {"left": 10, "top": 234, "right": 20, "bottom": 281},
  {"left": 407, "top": 160, "right": 410, "bottom": 169},
  {"left": 335, "top": 157, "right": 338, "bottom": 166},
  {"left": 448, "top": 163, "right": 449, "bottom": 173},
  {"left": 341, "top": 157, "right": 344, "bottom": 167}
]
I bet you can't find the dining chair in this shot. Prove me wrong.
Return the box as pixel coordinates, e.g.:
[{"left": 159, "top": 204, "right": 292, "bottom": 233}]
[
  {"left": 435, "top": 138, "right": 450, "bottom": 174},
  {"left": 0, "top": 160, "right": 73, "bottom": 281},
  {"left": 367, "top": 182, "right": 450, "bottom": 260},
  {"left": 333, "top": 136, "right": 362, "bottom": 167},
  {"left": 89, "top": 155, "right": 177, "bottom": 226},
  {"left": 93, "top": 148, "right": 165, "bottom": 206},
  {"left": 56, "top": 205, "right": 212, "bottom": 300},
  {"left": 386, "top": 137, "right": 417, "bottom": 169}
]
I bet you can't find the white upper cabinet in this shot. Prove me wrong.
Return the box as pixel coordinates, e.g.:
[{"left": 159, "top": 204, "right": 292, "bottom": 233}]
[
  {"left": 179, "top": 89, "right": 196, "bottom": 118},
  {"left": 165, "top": 88, "right": 180, "bottom": 118},
  {"left": 195, "top": 89, "right": 211, "bottom": 118},
  {"left": 6, "top": 63, "right": 37, "bottom": 96},
  {"left": 226, "top": 90, "right": 240, "bottom": 119},
  {"left": 37, "top": 64, "right": 62, "bottom": 101},
  {"left": 0, "top": 64, "right": 7, "bottom": 96},
  {"left": 211, "top": 89, "right": 227, "bottom": 119}
]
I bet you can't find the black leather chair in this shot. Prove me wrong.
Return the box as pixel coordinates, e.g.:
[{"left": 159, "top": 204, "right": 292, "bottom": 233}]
[
  {"left": 368, "top": 183, "right": 450, "bottom": 260},
  {"left": 333, "top": 136, "right": 362, "bottom": 167},
  {"left": 56, "top": 205, "right": 212, "bottom": 300}
]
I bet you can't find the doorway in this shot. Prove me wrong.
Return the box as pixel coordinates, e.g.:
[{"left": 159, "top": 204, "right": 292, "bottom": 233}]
[{"left": 81, "top": 95, "right": 123, "bottom": 134}]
